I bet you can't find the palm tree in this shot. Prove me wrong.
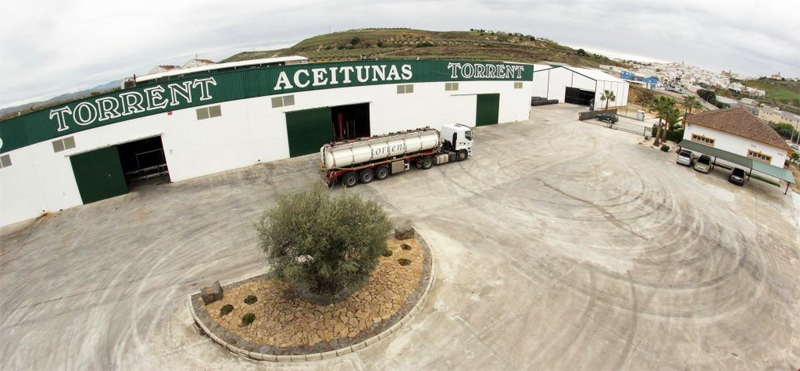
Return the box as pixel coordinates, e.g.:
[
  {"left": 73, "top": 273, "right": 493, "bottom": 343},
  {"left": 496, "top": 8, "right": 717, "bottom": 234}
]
[
  {"left": 662, "top": 106, "right": 682, "bottom": 144},
  {"left": 650, "top": 97, "right": 675, "bottom": 146},
  {"left": 600, "top": 90, "right": 616, "bottom": 111},
  {"left": 681, "top": 96, "right": 703, "bottom": 123}
]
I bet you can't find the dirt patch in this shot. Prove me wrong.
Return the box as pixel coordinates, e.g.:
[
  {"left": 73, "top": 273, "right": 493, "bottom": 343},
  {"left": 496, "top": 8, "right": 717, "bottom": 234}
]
[{"left": 194, "top": 237, "right": 429, "bottom": 355}]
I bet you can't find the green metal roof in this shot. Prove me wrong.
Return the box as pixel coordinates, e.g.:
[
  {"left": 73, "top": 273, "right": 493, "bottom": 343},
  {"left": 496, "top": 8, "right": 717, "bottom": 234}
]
[{"left": 678, "top": 140, "right": 795, "bottom": 184}]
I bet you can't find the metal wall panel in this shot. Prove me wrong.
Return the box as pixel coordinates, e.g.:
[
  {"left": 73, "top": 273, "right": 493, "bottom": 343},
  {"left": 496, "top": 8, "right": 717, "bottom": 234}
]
[
  {"left": 476, "top": 94, "right": 500, "bottom": 126},
  {"left": 70, "top": 146, "right": 128, "bottom": 204}
]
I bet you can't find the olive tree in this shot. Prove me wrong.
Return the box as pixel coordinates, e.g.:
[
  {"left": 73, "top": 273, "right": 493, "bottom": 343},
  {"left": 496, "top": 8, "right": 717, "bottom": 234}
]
[{"left": 256, "top": 185, "right": 392, "bottom": 299}]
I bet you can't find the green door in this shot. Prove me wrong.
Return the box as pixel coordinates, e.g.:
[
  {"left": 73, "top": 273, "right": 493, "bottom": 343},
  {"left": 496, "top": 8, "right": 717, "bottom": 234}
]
[
  {"left": 476, "top": 93, "right": 500, "bottom": 126},
  {"left": 70, "top": 146, "right": 128, "bottom": 204},
  {"left": 285, "top": 107, "right": 334, "bottom": 157}
]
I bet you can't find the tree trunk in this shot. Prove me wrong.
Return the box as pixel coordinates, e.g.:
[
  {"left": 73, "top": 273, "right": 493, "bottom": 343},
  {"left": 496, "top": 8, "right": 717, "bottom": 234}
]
[
  {"left": 661, "top": 121, "right": 668, "bottom": 144},
  {"left": 605, "top": 100, "right": 609, "bottom": 111},
  {"left": 653, "top": 118, "right": 663, "bottom": 146}
]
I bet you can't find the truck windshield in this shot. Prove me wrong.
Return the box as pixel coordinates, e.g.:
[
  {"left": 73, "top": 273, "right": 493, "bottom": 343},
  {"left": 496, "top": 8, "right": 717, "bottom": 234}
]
[{"left": 465, "top": 130, "right": 473, "bottom": 140}]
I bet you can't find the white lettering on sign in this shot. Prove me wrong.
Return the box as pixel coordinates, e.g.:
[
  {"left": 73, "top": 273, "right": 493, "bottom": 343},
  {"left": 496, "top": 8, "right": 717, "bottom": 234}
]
[
  {"left": 273, "top": 64, "right": 414, "bottom": 91},
  {"left": 447, "top": 62, "right": 524, "bottom": 80},
  {"left": 49, "top": 77, "right": 217, "bottom": 132}
]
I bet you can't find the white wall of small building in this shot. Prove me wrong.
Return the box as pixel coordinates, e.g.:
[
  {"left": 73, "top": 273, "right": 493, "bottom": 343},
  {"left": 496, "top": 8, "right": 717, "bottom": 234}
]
[
  {"left": 0, "top": 80, "right": 531, "bottom": 227},
  {"left": 683, "top": 124, "right": 789, "bottom": 168}
]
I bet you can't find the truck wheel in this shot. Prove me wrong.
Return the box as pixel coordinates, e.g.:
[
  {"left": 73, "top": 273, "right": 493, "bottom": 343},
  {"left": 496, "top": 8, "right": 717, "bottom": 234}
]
[
  {"left": 342, "top": 172, "right": 358, "bottom": 187},
  {"left": 359, "top": 169, "right": 375, "bottom": 184},
  {"left": 456, "top": 150, "right": 468, "bottom": 161},
  {"left": 375, "top": 166, "right": 390, "bottom": 180},
  {"left": 421, "top": 157, "right": 433, "bottom": 170}
]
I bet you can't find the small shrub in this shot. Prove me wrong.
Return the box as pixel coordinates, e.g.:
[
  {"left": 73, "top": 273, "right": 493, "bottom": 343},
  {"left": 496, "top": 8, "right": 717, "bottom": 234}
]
[
  {"left": 241, "top": 313, "right": 255, "bottom": 326},
  {"left": 376, "top": 41, "right": 385, "bottom": 47},
  {"left": 661, "top": 144, "right": 670, "bottom": 152},
  {"left": 382, "top": 249, "right": 393, "bottom": 257},
  {"left": 350, "top": 37, "right": 360, "bottom": 46},
  {"left": 398, "top": 258, "right": 412, "bottom": 266},
  {"left": 244, "top": 295, "right": 257, "bottom": 304},
  {"left": 415, "top": 41, "right": 434, "bottom": 48},
  {"left": 220, "top": 304, "right": 234, "bottom": 316},
  {"left": 401, "top": 243, "right": 411, "bottom": 250}
]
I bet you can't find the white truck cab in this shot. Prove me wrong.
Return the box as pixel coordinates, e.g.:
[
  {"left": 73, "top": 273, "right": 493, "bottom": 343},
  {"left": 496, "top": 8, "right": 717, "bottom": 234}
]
[{"left": 441, "top": 124, "right": 474, "bottom": 157}]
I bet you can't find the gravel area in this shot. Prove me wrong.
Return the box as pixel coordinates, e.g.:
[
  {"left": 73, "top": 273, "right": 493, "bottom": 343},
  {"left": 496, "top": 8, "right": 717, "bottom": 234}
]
[{"left": 197, "top": 237, "right": 424, "bottom": 354}]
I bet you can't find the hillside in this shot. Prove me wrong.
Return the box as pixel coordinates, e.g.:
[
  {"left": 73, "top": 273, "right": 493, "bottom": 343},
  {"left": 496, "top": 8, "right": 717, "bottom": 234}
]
[
  {"left": 0, "top": 80, "right": 121, "bottom": 121},
  {"left": 741, "top": 78, "right": 800, "bottom": 114},
  {"left": 223, "top": 28, "right": 625, "bottom": 68}
]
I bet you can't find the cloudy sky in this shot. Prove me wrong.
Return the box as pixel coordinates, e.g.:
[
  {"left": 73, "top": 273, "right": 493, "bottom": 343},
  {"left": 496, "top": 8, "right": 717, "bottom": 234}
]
[{"left": 1, "top": 0, "right": 798, "bottom": 108}]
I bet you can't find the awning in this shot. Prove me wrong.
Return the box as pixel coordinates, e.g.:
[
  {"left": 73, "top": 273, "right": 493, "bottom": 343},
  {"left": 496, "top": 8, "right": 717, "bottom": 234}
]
[{"left": 678, "top": 140, "right": 795, "bottom": 185}]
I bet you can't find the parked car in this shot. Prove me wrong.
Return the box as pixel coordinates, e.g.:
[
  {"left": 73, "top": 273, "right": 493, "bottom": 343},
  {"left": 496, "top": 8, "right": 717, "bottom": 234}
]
[
  {"left": 791, "top": 144, "right": 799, "bottom": 151},
  {"left": 693, "top": 154, "right": 713, "bottom": 174},
  {"left": 676, "top": 149, "right": 694, "bottom": 166},
  {"left": 728, "top": 167, "right": 747, "bottom": 186},
  {"left": 596, "top": 113, "right": 619, "bottom": 124}
]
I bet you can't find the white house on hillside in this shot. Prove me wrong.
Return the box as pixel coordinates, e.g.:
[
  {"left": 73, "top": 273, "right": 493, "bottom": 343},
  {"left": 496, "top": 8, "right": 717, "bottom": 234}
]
[
  {"left": 181, "top": 59, "right": 216, "bottom": 69},
  {"left": 147, "top": 65, "right": 178, "bottom": 75},
  {"left": 683, "top": 107, "right": 790, "bottom": 167}
]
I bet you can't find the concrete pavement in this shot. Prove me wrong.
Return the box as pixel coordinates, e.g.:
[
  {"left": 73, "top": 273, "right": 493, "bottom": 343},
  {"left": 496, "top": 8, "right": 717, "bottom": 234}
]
[{"left": 1, "top": 104, "right": 798, "bottom": 370}]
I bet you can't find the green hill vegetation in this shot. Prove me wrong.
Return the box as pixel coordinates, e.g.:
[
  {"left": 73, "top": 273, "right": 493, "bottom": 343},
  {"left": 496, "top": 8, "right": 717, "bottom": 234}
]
[
  {"left": 741, "top": 78, "right": 800, "bottom": 113},
  {"left": 223, "top": 28, "right": 624, "bottom": 68}
]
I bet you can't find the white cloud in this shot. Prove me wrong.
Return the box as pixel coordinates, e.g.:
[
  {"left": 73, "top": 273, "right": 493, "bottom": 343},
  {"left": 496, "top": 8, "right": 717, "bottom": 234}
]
[{"left": 1, "top": 0, "right": 798, "bottom": 108}]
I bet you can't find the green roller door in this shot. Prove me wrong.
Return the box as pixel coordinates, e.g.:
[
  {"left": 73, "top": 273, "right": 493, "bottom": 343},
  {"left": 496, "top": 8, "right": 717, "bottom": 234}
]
[
  {"left": 70, "top": 146, "right": 128, "bottom": 204},
  {"left": 476, "top": 93, "right": 500, "bottom": 126},
  {"left": 286, "top": 107, "right": 334, "bottom": 157}
]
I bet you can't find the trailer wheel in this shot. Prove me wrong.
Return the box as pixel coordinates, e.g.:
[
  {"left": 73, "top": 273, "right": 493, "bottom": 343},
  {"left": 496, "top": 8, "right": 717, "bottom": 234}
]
[
  {"left": 456, "top": 150, "right": 468, "bottom": 162},
  {"left": 359, "top": 169, "right": 375, "bottom": 184},
  {"left": 342, "top": 172, "right": 359, "bottom": 187},
  {"left": 375, "top": 166, "right": 390, "bottom": 180},
  {"left": 421, "top": 157, "right": 433, "bottom": 170}
]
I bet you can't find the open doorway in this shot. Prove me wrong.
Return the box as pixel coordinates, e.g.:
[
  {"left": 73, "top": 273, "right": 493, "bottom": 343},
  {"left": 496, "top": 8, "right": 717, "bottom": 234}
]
[
  {"left": 117, "top": 136, "right": 170, "bottom": 187},
  {"left": 331, "top": 103, "right": 370, "bottom": 141}
]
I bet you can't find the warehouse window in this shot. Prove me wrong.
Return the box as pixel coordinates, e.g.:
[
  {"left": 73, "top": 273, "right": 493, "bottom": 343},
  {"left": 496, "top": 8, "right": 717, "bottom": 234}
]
[
  {"left": 747, "top": 150, "right": 772, "bottom": 163},
  {"left": 271, "top": 95, "right": 295, "bottom": 108},
  {"left": 691, "top": 134, "right": 715, "bottom": 146},
  {"left": 397, "top": 84, "right": 414, "bottom": 94},
  {"left": 445, "top": 82, "right": 459, "bottom": 91},
  {"left": 196, "top": 105, "right": 222, "bottom": 120},
  {"left": 514, "top": 82, "right": 523, "bottom": 89},
  {"left": 0, "top": 154, "right": 11, "bottom": 169},
  {"left": 52, "top": 136, "right": 76, "bottom": 153}
]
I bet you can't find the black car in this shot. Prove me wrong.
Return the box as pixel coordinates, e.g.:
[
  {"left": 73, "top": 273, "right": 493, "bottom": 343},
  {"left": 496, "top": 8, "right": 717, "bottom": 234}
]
[
  {"left": 728, "top": 168, "right": 747, "bottom": 186},
  {"left": 596, "top": 113, "right": 619, "bottom": 124}
]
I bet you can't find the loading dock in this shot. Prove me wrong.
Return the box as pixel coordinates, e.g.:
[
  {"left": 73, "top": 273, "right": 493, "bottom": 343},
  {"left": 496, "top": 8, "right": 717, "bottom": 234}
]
[
  {"left": 564, "top": 87, "right": 595, "bottom": 106},
  {"left": 331, "top": 103, "right": 370, "bottom": 141},
  {"left": 118, "top": 136, "right": 170, "bottom": 184}
]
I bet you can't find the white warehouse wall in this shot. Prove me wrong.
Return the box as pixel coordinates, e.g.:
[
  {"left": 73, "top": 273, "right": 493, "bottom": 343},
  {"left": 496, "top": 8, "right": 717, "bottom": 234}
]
[
  {"left": 683, "top": 124, "right": 789, "bottom": 167},
  {"left": 0, "top": 80, "right": 530, "bottom": 227},
  {"left": 532, "top": 67, "right": 629, "bottom": 109}
]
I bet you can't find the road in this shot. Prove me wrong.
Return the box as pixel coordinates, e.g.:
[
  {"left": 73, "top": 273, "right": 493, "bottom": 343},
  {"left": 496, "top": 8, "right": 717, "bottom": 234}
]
[{"left": 1, "top": 105, "right": 798, "bottom": 370}]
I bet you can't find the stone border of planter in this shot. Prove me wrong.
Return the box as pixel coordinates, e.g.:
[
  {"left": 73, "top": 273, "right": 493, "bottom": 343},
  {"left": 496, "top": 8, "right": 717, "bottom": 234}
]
[{"left": 189, "top": 229, "right": 435, "bottom": 362}]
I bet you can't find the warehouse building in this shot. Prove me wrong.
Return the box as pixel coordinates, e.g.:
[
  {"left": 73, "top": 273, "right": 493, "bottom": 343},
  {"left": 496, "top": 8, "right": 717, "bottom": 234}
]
[
  {"left": 532, "top": 65, "right": 629, "bottom": 109},
  {"left": 0, "top": 58, "right": 534, "bottom": 226}
]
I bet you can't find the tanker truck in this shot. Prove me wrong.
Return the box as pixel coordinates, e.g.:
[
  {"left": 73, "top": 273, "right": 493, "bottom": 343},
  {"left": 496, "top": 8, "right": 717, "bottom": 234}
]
[{"left": 320, "top": 124, "right": 473, "bottom": 187}]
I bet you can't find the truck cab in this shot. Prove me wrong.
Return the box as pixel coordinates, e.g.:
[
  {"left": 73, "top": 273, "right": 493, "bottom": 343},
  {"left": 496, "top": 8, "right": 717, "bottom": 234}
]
[{"left": 441, "top": 124, "right": 474, "bottom": 158}]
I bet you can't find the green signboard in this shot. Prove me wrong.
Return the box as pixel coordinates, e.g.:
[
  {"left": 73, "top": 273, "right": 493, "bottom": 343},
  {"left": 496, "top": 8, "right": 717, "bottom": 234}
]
[{"left": 0, "top": 60, "right": 532, "bottom": 154}]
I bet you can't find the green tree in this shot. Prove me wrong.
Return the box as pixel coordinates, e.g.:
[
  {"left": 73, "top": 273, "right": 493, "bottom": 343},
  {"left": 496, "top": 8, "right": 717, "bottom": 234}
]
[
  {"left": 577, "top": 48, "right": 587, "bottom": 56},
  {"left": 256, "top": 185, "right": 392, "bottom": 299},
  {"left": 650, "top": 96, "right": 676, "bottom": 146},
  {"left": 600, "top": 90, "right": 616, "bottom": 111},
  {"left": 350, "top": 37, "right": 361, "bottom": 46},
  {"left": 681, "top": 95, "right": 703, "bottom": 122}
]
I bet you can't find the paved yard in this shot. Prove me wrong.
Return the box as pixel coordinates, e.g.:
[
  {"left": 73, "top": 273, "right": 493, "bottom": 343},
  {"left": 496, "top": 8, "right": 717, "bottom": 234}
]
[{"left": 1, "top": 105, "right": 799, "bottom": 370}]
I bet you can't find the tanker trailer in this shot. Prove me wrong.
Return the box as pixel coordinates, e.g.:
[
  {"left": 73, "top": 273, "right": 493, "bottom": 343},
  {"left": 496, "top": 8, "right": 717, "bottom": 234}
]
[{"left": 320, "top": 124, "right": 473, "bottom": 187}]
